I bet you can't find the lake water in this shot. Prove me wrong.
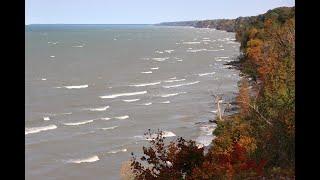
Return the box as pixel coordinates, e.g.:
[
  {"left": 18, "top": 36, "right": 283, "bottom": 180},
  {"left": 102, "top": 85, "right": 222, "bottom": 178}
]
[{"left": 25, "top": 24, "right": 240, "bottom": 180}]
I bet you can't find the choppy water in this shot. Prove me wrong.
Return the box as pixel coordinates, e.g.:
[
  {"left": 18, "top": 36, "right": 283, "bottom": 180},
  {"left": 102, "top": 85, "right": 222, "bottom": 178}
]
[{"left": 25, "top": 24, "right": 240, "bottom": 180}]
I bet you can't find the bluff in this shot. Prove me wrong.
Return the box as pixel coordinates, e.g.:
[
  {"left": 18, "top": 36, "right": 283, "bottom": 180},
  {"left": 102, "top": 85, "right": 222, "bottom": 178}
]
[{"left": 156, "top": 6, "right": 294, "bottom": 33}]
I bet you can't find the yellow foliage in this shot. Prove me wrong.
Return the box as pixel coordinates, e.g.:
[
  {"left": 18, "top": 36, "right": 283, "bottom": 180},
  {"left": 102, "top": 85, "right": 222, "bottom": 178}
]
[{"left": 238, "top": 135, "right": 257, "bottom": 152}]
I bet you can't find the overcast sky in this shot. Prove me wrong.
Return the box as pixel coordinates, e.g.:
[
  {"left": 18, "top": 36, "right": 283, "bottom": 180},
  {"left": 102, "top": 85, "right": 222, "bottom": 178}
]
[{"left": 26, "top": 0, "right": 295, "bottom": 24}]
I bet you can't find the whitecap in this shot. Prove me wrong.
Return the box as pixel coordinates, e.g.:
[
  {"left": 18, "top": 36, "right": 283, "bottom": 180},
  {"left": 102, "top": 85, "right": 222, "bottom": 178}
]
[
  {"left": 177, "top": 59, "right": 183, "bottom": 62},
  {"left": 187, "top": 49, "right": 207, "bottom": 53},
  {"left": 162, "top": 81, "right": 200, "bottom": 88},
  {"left": 67, "top": 155, "right": 99, "bottom": 164},
  {"left": 141, "top": 71, "right": 152, "bottom": 74},
  {"left": 210, "top": 110, "right": 218, "bottom": 114},
  {"left": 60, "top": 112, "right": 72, "bottom": 115},
  {"left": 101, "top": 117, "right": 111, "bottom": 121},
  {"left": 164, "top": 79, "right": 186, "bottom": 83},
  {"left": 200, "top": 124, "right": 217, "bottom": 135},
  {"left": 41, "top": 78, "right": 47, "bottom": 81},
  {"left": 198, "top": 72, "right": 216, "bottom": 77},
  {"left": 100, "top": 126, "right": 118, "bottom": 130},
  {"left": 100, "top": 91, "right": 147, "bottom": 99},
  {"left": 206, "top": 49, "right": 223, "bottom": 52},
  {"left": 48, "top": 112, "right": 72, "bottom": 116},
  {"left": 122, "top": 99, "right": 140, "bottom": 102},
  {"left": 89, "top": 106, "right": 109, "bottom": 111},
  {"left": 63, "top": 120, "right": 95, "bottom": 126},
  {"left": 182, "top": 41, "right": 201, "bottom": 44},
  {"left": 164, "top": 50, "right": 174, "bottom": 53},
  {"left": 160, "top": 101, "right": 170, "bottom": 104},
  {"left": 48, "top": 42, "right": 58, "bottom": 45},
  {"left": 142, "top": 102, "right": 152, "bottom": 106},
  {"left": 72, "top": 45, "right": 84, "bottom": 48},
  {"left": 155, "top": 50, "right": 164, "bottom": 54},
  {"left": 107, "top": 148, "right": 127, "bottom": 154},
  {"left": 64, "top": 85, "right": 88, "bottom": 89},
  {"left": 145, "top": 131, "right": 176, "bottom": 141},
  {"left": 169, "top": 77, "right": 177, "bottom": 80},
  {"left": 129, "top": 81, "right": 161, "bottom": 87},
  {"left": 43, "top": 116, "right": 50, "bottom": 121},
  {"left": 196, "top": 136, "right": 215, "bottom": 148},
  {"left": 150, "top": 67, "right": 159, "bottom": 70},
  {"left": 160, "top": 92, "right": 187, "bottom": 97},
  {"left": 114, "top": 115, "right": 129, "bottom": 120},
  {"left": 162, "top": 131, "right": 176, "bottom": 137},
  {"left": 50, "top": 56, "right": 55, "bottom": 58},
  {"left": 216, "top": 56, "right": 229, "bottom": 59},
  {"left": 152, "top": 58, "right": 169, "bottom": 62},
  {"left": 25, "top": 124, "right": 57, "bottom": 135}
]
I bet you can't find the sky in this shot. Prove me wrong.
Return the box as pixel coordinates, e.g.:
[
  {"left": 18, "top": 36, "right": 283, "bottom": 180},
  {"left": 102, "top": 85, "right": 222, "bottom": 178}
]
[{"left": 26, "top": 0, "right": 295, "bottom": 24}]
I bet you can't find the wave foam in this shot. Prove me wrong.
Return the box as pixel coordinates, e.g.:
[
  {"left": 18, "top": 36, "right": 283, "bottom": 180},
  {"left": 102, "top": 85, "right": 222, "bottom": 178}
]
[
  {"left": 114, "top": 115, "right": 129, "bottom": 120},
  {"left": 162, "top": 81, "right": 200, "bottom": 88},
  {"left": 25, "top": 124, "right": 57, "bottom": 135},
  {"left": 89, "top": 106, "right": 109, "bottom": 111},
  {"left": 187, "top": 49, "right": 207, "bottom": 53},
  {"left": 152, "top": 57, "right": 169, "bottom": 62},
  {"left": 100, "top": 126, "right": 118, "bottom": 130},
  {"left": 207, "top": 49, "right": 224, "bottom": 52},
  {"left": 63, "top": 120, "right": 94, "bottom": 126},
  {"left": 150, "top": 67, "right": 159, "bottom": 70},
  {"left": 200, "top": 124, "right": 217, "bottom": 135},
  {"left": 215, "top": 56, "right": 229, "bottom": 59},
  {"left": 164, "top": 50, "right": 174, "bottom": 53},
  {"left": 182, "top": 41, "right": 201, "bottom": 44},
  {"left": 43, "top": 116, "right": 50, "bottom": 121},
  {"left": 101, "top": 117, "right": 111, "bottom": 121},
  {"left": 142, "top": 102, "right": 152, "bottom": 106},
  {"left": 67, "top": 155, "right": 99, "bottom": 164},
  {"left": 107, "top": 148, "right": 127, "bottom": 154},
  {"left": 141, "top": 71, "right": 152, "bottom": 74},
  {"left": 198, "top": 72, "right": 216, "bottom": 77},
  {"left": 100, "top": 91, "right": 147, "bottom": 99},
  {"left": 146, "top": 131, "right": 176, "bottom": 140},
  {"left": 122, "top": 99, "right": 140, "bottom": 102},
  {"left": 160, "top": 101, "right": 170, "bottom": 104},
  {"left": 129, "top": 81, "right": 161, "bottom": 87},
  {"left": 72, "top": 44, "right": 85, "bottom": 48},
  {"left": 196, "top": 136, "right": 215, "bottom": 148},
  {"left": 160, "top": 92, "right": 187, "bottom": 97},
  {"left": 164, "top": 79, "right": 186, "bottom": 83},
  {"left": 64, "top": 85, "right": 88, "bottom": 89}
]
